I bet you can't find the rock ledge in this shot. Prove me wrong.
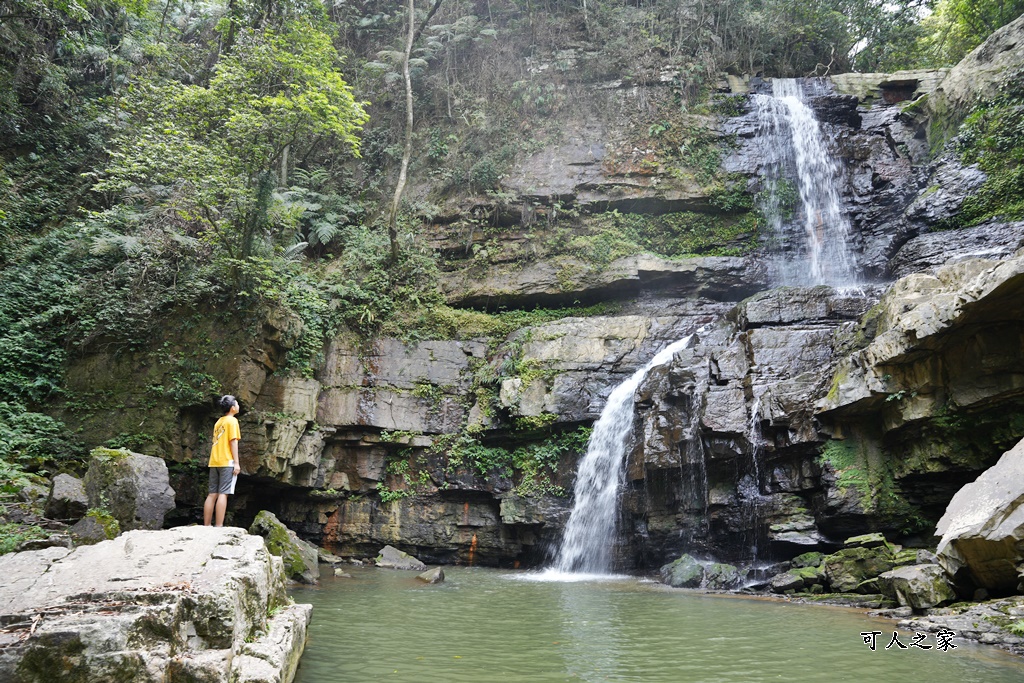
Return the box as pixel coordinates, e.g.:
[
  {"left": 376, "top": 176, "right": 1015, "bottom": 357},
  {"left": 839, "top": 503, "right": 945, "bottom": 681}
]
[{"left": 0, "top": 526, "right": 311, "bottom": 683}]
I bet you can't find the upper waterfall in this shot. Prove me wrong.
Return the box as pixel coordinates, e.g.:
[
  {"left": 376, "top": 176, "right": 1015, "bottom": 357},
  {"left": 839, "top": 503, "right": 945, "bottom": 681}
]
[{"left": 754, "top": 78, "right": 858, "bottom": 287}]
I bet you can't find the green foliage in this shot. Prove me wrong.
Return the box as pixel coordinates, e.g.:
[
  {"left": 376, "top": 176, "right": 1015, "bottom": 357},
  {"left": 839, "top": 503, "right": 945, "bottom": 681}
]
[
  {"left": 425, "top": 425, "right": 590, "bottom": 497},
  {"left": 0, "top": 402, "right": 79, "bottom": 467},
  {"left": 93, "top": 17, "right": 369, "bottom": 268},
  {"left": 0, "top": 523, "right": 49, "bottom": 555},
  {"left": 817, "top": 439, "right": 870, "bottom": 495},
  {"left": 85, "top": 507, "right": 121, "bottom": 539},
  {"left": 510, "top": 427, "right": 590, "bottom": 497},
  {"left": 572, "top": 209, "right": 759, "bottom": 263},
  {"left": 404, "top": 301, "right": 620, "bottom": 342},
  {"left": 952, "top": 74, "right": 1024, "bottom": 226},
  {"left": 916, "top": 0, "right": 1024, "bottom": 67},
  {"left": 0, "top": 458, "right": 33, "bottom": 495},
  {"left": 817, "top": 437, "right": 927, "bottom": 533}
]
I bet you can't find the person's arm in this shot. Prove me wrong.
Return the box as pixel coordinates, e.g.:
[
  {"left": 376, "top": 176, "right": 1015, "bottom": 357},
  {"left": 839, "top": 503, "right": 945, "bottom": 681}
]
[{"left": 231, "top": 439, "right": 240, "bottom": 475}]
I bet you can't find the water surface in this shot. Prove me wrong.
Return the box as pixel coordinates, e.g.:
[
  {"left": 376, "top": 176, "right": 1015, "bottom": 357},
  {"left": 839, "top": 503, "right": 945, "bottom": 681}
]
[{"left": 291, "top": 567, "right": 1024, "bottom": 682}]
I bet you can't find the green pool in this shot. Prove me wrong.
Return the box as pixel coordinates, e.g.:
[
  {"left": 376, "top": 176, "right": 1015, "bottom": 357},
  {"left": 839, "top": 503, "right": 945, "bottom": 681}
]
[{"left": 290, "top": 567, "right": 1024, "bottom": 682}]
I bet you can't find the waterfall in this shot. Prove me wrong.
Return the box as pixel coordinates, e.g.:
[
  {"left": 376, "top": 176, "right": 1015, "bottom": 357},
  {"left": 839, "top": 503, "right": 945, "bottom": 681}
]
[
  {"left": 550, "top": 334, "right": 695, "bottom": 575},
  {"left": 754, "top": 78, "right": 858, "bottom": 287}
]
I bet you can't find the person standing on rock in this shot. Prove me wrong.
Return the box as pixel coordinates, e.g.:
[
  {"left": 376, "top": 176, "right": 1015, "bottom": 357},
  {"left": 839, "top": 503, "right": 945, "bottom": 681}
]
[{"left": 204, "top": 394, "right": 242, "bottom": 526}]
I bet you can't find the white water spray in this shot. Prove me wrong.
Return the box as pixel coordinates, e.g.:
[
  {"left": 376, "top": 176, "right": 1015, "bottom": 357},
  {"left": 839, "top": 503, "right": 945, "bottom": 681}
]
[
  {"left": 550, "top": 334, "right": 695, "bottom": 575},
  {"left": 754, "top": 78, "right": 858, "bottom": 287}
]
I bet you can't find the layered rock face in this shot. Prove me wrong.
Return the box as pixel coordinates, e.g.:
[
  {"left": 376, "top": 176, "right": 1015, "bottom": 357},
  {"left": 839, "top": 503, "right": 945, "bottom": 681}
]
[
  {"left": 54, "top": 19, "right": 1024, "bottom": 574},
  {"left": 0, "top": 527, "right": 310, "bottom": 683}
]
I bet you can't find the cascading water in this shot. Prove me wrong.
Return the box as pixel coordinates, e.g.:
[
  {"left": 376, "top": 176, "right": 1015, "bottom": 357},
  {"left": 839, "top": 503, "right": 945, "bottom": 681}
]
[
  {"left": 550, "top": 334, "right": 695, "bottom": 575},
  {"left": 544, "top": 80, "right": 861, "bottom": 579},
  {"left": 754, "top": 78, "right": 858, "bottom": 287}
]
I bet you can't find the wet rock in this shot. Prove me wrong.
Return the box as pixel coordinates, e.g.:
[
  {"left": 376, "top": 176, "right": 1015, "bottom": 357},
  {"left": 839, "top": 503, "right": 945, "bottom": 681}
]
[
  {"left": 889, "top": 220, "right": 1024, "bottom": 279},
  {"left": 249, "top": 510, "right": 320, "bottom": 584},
  {"left": 770, "top": 570, "right": 807, "bottom": 593},
  {"left": 901, "top": 596, "right": 1024, "bottom": 651},
  {"left": 0, "top": 527, "right": 309, "bottom": 683},
  {"left": 935, "top": 437, "right": 1024, "bottom": 593},
  {"left": 660, "top": 554, "right": 704, "bottom": 588},
  {"left": 417, "top": 567, "right": 445, "bottom": 584},
  {"left": 769, "top": 564, "right": 826, "bottom": 593},
  {"left": 704, "top": 562, "right": 742, "bottom": 590},
  {"left": 44, "top": 473, "right": 88, "bottom": 521},
  {"left": 878, "top": 564, "right": 956, "bottom": 610},
  {"left": 902, "top": 156, "right": 988, "bottom": 230},
  {"left": 376, "top": 545, "right": 427, "bottom": 571},
  {"left": 83, "top": 448, "right": 175, "bottom": 532}
]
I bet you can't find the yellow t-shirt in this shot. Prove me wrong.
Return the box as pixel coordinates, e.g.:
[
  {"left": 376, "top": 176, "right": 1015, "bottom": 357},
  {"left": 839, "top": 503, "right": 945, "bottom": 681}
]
[{"left": 209, "top": 415, "right": 241, "bottom": 468}]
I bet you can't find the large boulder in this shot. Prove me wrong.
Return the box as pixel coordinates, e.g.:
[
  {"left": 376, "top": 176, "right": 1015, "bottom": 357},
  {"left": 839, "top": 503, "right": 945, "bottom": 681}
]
[
  {"left": 43, "top": 473, "right": 88, "bottom": 521},
  {"left": 249, "top": 510, "right": 320, "bottom": 584},
  {"left": 0, "top": 527, "right": 310, "bottom": 683},
  {"left": 878, "top": 564, "right": 956, "bottom": 609},
  {"left": 935, "top": 437, "right": 1024, "bottom": 593},
  {"left": 82, "top": 448, "right": 175, "bottom": 532},
  {"left": 659, "top": 555, "right": 741, "bottom": 589},
  {"left": 660, "top": 554, "right": 705, "bottom": 588},
  {"left": 375, "top": 545, "right": 427, "bottom": 571}
]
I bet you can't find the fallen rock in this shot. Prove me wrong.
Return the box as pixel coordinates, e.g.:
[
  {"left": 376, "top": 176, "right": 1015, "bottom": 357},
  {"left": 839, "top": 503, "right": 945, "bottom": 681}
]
[
  {"left": 43, "top": 473, "right": 88, "bottom": 521},
  {"left": 878, "top": 564, "right": 957, "bottom": 610},
  {"left": 249, "top": 510, "right": 320, "bottom": 584},
  {"left": 417, "top": 567, "right": 445, "bottom": 584},
  {"left": 0, "top": 527, "right": 310, "bottom": 683},
  {"left": 83, "top": 447, "right": 175, "bottom": 532},
  {"left": 376, "top": 545, "right": 427, "bottom": 571},
  {"left": 935, "top": 437, "right": 1024, "bottom": 593}
]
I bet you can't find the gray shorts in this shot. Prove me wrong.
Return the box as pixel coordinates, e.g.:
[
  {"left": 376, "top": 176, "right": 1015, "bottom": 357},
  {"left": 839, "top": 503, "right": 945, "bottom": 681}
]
[{"left": 208, "top": 466, "right": 236, "bottom": 494}]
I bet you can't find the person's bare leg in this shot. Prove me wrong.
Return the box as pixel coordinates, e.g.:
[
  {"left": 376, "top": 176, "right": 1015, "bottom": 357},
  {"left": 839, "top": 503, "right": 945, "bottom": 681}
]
[
  {"left": 203, "top": 493, "right": 217, "bottom": 525},
  {"left": 214, "top": 493, "right": 228, "bottom": 526}
]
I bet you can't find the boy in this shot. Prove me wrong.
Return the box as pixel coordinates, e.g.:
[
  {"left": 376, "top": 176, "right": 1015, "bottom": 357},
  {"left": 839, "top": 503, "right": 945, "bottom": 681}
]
[{"left": 204, "top": 394, "right": 242, "bottom": 526}]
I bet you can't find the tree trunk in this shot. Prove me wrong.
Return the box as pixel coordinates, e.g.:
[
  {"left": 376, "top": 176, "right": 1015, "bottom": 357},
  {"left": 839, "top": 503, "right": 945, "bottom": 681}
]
[{"left": 386, "top": 0, "right": 416, "bottom": 263}]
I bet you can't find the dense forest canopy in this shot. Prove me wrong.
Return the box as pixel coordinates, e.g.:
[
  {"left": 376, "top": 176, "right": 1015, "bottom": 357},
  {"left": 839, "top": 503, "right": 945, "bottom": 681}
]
[{"left": 0, "top": 0, "right": 1022, "bottom": 509}]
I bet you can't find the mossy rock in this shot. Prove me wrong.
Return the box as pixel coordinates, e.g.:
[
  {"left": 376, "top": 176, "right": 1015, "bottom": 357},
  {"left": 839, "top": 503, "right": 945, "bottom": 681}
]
[
  {"left": 792, "top": 551, "right": 824, "bottom": 568},
  {"left": 823, "top": 546, "right": 896, "bottom": 593},
  {"left": 843, "top": 533, "right": 891, "bottom": 550},
  {"left": 793, "top": 565, "right": 826, "bottom": 584},
  {"left": 249, "top": 510, "right": 320, "bottom": 584},
  {"left": 660, "top": 554, "right": 704, "bottom": 588}
]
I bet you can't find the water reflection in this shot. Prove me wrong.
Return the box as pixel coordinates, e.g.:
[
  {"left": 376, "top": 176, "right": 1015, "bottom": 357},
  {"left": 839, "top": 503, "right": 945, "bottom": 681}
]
[{"left": 557, "top": 580, "right": 624, "bottom": 681}]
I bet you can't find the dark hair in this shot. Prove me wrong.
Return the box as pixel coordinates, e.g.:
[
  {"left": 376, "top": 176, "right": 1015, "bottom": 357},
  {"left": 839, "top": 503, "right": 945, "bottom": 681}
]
[{"left": 217, "top": 395, "right": 238, "bottom": 413}]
